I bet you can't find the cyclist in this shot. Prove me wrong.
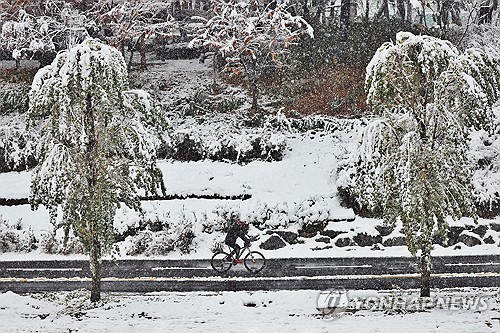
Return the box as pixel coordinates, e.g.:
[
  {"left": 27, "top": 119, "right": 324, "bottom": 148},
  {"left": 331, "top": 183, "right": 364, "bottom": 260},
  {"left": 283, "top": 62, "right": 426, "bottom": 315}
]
[{"left": 225, "top": 218, "right": 251, "bottom": 264}]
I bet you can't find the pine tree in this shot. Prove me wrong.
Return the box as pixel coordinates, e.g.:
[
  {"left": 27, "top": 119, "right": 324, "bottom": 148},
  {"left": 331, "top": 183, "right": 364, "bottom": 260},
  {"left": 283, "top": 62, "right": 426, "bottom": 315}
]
[
  {"left": 356, "top": 32, "right": 498, "bottom": 297},
  {"left": 28, "top": 38, "right": 168, "bottom": 302}
]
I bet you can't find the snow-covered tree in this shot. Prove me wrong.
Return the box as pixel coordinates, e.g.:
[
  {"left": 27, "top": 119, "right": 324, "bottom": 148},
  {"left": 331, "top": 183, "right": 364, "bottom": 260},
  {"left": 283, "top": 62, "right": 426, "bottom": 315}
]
[
  {"left": 0, "top": 2, "right": 90, "bottom": 67},
  {"left": 92, "top": 0, "right": 179, "bottom": 69},
  {"left": 28, "top": 38, "right": 168, "bottom": 302},
  {"left": 436, "top": 47, "right": 499, "bottom": 129},
  {"left": 190, "top": 0, "right": 313, "bottom": 111},
  {"left": 355, "top": 32, "right": 497, "bottom": 297}
]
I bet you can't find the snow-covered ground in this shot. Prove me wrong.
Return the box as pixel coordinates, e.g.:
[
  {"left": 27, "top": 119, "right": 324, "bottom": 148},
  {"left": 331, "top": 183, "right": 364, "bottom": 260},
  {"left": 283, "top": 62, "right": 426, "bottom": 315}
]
[
  {"left": 0, "top": 129, "right": 498, "bottom": 260},
  {"left": 0, "top": 51, "right": 499, "bottom": 261},
  {"left": 1, "top": 288, "right": 498, "bottom": 332}
]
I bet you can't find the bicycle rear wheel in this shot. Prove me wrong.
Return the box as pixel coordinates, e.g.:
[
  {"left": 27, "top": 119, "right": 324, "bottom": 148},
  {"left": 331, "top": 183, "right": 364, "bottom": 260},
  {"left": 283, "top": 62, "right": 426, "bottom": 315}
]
[
  {"left": 244, "top": 251, "right": 265, "bottom": 273},
  {"left": 211, "top": 251, "right": 232, "bottom": 273}
]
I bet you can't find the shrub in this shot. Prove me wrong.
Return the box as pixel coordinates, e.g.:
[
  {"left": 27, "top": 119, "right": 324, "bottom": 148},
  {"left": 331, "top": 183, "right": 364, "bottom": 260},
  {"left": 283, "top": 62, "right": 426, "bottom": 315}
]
[
  {"left": 0, "top": 217, "right": 37, "bottom": 253},
  {"left": 124, "top": 208, "right": 197, "bottom": 256},
  {"left": 0, "top": 113, "right": 39, "bottom": 172},
  {"left": 39, "top": 230, "right": 83, "bottom": 255},
  {"left": 210, "top": 204, "right": 240, "bottom": 233},
  {"left": 0, "top": 85, "right": 30, "bottom": 115}
]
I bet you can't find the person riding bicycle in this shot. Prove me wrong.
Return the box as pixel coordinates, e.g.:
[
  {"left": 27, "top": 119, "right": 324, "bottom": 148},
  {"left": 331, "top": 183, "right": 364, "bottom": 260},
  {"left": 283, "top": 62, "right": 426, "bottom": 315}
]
[{"left": 225, "top": 218, "right": 251, "bottom": 264}]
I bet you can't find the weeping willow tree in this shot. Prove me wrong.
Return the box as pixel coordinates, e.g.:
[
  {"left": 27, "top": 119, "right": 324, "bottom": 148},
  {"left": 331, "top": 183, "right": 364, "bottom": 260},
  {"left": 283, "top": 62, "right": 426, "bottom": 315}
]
[
  {"left": 355, "top": 32, "right": 499, "bottom": 297},
  {"left": 29, "top": 38, "right": 168, "bottom": 302}
]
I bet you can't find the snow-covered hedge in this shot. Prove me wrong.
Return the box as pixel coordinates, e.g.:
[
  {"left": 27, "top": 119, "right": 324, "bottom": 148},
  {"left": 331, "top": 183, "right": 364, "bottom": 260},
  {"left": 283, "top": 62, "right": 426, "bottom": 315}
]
[
  {"left": 120, "top": 208, "right": 197, "bottom": 256},
  {"left": 245, "top": 197, "right": 340, "bottom": 230},
  {"left": 170, "top": 129, "right": 286, "bottom": 163},
  {"left": 0, "top": 217, "right": 36, "bottom": 253}
]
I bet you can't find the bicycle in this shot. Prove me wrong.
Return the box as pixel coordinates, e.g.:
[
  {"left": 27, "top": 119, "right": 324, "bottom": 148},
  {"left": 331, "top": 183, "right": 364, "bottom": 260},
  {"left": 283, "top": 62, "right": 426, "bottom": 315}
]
[{"left": 211, "top": 245, "right": 266, "bottom": 273}]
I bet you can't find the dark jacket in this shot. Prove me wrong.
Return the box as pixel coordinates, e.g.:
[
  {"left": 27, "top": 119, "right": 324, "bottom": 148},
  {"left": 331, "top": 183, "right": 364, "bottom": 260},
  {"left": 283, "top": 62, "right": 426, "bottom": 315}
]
[{"left": 225, "top": 223, "right": 250, "bottom": 245}]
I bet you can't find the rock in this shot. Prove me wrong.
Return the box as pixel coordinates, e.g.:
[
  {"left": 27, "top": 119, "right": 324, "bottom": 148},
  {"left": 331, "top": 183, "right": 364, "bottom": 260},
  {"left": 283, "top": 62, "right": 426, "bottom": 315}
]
[
  {"left": 298, "top": 221, "right": 328, "bottom": 238},
  {"left": 447, "top": 226, "right": 466, "bottom": 246},
  {"left": 259, "top": 235, "right": 286, "bottom": 250},
  {"left": 383, "top": 236, "right": 407, "bottom": 247},
  {"left": 371, "top": 243, "right": 385, "bottom": 251},
  {"left": 335, "top": 236, "right": 355, "bottom": 247},
  {"left": 490, "top": 223, "right": 500, "bottom": 232},
  {"left": 375, "top": 225, "right": 394, "bottom": 237},
  {"left": 471, "top": 225, "right": 488, "bottom": 238},
  {"left": 320, "top": 230, "right": 346, "bottom": 239},
  {"left": 432, "top": 233, "right": 447, "bottom": 247},
  {"left": 483, "top": 235, "right": 496, "bottom": 244},
  {"left": 458, "top": 232, "right": 482, "bottom": 247},
  {"left": 315, "top": 237, "right": 331, "bottom": 244},
  {"left": 353, "top": 233, "right": 383, "bottom": 247},
  {"left": 274, "top": 231, "right": 299, "bottom": 245}
]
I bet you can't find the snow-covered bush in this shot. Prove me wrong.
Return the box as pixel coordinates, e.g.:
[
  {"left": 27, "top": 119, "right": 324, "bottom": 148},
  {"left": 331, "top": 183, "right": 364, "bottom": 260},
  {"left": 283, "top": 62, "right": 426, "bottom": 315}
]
[
  {"left": 244, "top": 197, "right": 337, "bottom": 230},
  {"left": 246, "top": 201, "right": 290, "bottom": 229},
  {"left": 174, "top": 209, "right": 196, "bottom": 254},
  {"left": 209, "top": 204, "right": 240, "bottom": 233},
  {"left": 0, "top": 217, "right": 37, "bottom": 253},
  {"left": 39, "top": 230, "right": 84, "bottom": 255},
  {"left": 124, "top": 208, "right": 197, "bottom": 256},
  {"left": 39, "top": 231, "right": 59, "bottom": 254},
  {"left": 170, "top": 127, "right": 287, "bottom": 163},
  {"left": 262, "top": 111, "right": 365, "bottom": 134},
  {"left": 176, "top": 89, "right": 245, "bottom": 116},
  {"left": 0, "top": 113, "right": 39, "bottom": 172},
  {"left": 172, "top": 130, "right": 204, "bottom": 161},
  {"left": 0, "top": 85, "right": 30, "bottom": 115},
  {"left": 0, "top": 219, "right": 21, "bottom": 252},
  {"left": 126, "top": 230, "right": 174, "bottom": 256},
  {"left": 470, "top": 104, "right": 500, "bottom": 217},
  {"left": 294, "top": 197, "right": 334, "bottom": 228}
]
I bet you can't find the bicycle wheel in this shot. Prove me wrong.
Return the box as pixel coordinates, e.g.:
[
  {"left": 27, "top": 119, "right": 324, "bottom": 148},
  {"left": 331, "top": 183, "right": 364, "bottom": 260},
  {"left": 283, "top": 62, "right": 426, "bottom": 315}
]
[
  {"left": 211, "top": 251, "right": 232, "bottom": 273},
  {"left": 244, "top": 251, "right": 265, "bottom": 273}
]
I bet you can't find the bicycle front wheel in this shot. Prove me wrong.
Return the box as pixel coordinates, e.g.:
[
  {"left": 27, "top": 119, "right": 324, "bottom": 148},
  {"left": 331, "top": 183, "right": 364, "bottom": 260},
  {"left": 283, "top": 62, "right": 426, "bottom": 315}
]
[
  {"left": 244, "top": 251, "right": 265, "bottom": 273},
  {"left": 211, "top": 251, "right": 232, "bottom": 273}
]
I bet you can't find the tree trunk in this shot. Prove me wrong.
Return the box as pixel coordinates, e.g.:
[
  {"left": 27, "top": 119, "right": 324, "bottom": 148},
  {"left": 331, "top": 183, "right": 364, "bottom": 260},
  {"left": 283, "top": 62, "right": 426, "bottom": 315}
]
[
  {"left": 251, "top": 75, "right": 258, "bottom": 112},
  {"left": 213, "top": 51, "right": 218, "bottom": 86},
  {"left": 397, "top": 0, "right": 406, "bottom": 20},
  {"left": 85, "top": 92, "right": 101, "bottom": 302},
  {"left": 139, "top": 34, "right": 147, "bottom": 70},
  {"left": 248, "top": 58, "right": 259, "bottom": 112},
  {"left": 420, "top": 249, "right": 431, "bottom": 297},
  {"left": 376, "top": 0, "right": 390, "bottom": 18},
  {"left": 407, "top": 1, "right": 413, "bottom": 23},
  {"left": 90, "top": 233, "right": 102, "bottom": 302},
  {"left": 340, "top": 0, "right": 351, "bottom": 41}
]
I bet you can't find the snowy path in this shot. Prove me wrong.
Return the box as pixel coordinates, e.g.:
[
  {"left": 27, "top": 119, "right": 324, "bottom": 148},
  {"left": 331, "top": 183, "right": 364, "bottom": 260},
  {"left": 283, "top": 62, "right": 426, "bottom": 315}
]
[{"left": 1, "top": 255, "right": 498, "bottom": 293}]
